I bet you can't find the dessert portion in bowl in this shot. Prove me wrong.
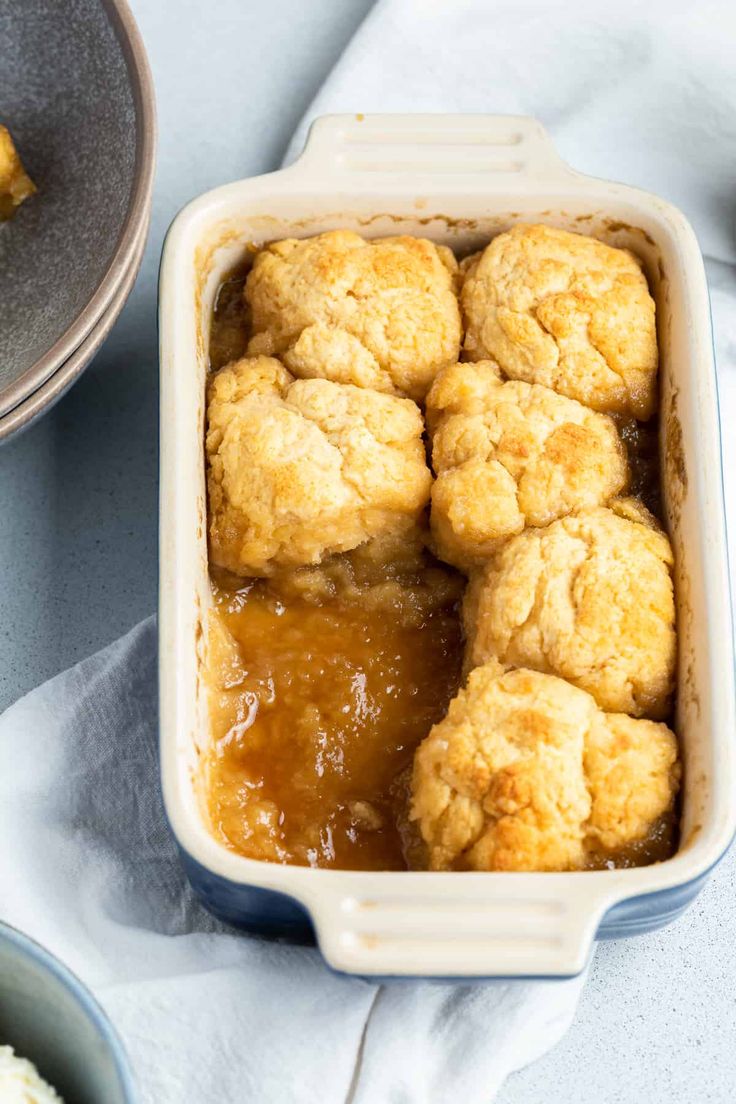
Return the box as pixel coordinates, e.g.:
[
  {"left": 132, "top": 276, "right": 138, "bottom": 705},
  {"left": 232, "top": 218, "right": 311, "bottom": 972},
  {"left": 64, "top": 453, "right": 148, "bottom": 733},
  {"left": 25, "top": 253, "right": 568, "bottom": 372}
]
[
  {"left": 202, "top": 224, "right": 679, "bottom": 873},
  {"left": 0, "top": 1045, "right": 63, "bottom": 1102},
  {"left": 0, "top": 125, "right": 36, "bottom": 221}
]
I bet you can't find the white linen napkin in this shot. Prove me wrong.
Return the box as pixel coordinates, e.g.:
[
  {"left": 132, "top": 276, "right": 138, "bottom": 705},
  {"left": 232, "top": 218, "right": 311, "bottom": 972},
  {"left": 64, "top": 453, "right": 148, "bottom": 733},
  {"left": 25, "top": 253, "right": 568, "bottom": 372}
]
[{"left": 3, "top": 1, "right": 736, "bottom": 1101}]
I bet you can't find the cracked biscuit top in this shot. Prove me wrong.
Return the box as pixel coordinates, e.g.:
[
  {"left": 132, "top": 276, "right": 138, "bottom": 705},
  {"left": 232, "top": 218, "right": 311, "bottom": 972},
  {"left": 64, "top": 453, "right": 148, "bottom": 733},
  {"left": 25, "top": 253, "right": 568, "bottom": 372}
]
[
  {"left": 461, "top": 223, "right": 658, "bottom": 419},
  {"left": 426, "top": 360, "right": 630, "bottom": 570},
  {"left": 244, "top": 230, "right": 462, "bottom": 402},
  {"left": 410, "top": 663, "right": 679, "bottom": 872},
  {"left": 463, "top": 501, "right": 676, "bottom": 719},
  {"left": 206, "top": 356, "right": 432, "bottom": 576}
]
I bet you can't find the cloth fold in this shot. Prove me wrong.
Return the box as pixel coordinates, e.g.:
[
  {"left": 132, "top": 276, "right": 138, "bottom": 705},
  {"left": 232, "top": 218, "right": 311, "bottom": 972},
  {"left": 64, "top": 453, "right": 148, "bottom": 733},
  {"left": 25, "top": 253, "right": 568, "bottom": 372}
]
[{"left": 4, "top": 0, "right": 736, "bottom": 1100}]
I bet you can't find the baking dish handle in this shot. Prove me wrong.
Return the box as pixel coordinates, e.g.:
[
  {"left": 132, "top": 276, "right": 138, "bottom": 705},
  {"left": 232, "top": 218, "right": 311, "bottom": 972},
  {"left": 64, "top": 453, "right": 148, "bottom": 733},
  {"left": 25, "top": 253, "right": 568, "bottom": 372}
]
[
  {"left": 291, "top": 113, "right": 574, "bottom": 185},
  {"left": 305, "top": 879, "right": 611, "bottom": 979}
]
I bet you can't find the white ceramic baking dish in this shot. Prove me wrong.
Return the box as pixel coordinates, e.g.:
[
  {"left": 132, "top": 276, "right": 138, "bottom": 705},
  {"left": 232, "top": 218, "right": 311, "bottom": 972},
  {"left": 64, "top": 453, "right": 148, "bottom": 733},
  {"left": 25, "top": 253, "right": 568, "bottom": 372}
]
[{"left": 159, "top": 114, "right": 735, "bottom": 979}]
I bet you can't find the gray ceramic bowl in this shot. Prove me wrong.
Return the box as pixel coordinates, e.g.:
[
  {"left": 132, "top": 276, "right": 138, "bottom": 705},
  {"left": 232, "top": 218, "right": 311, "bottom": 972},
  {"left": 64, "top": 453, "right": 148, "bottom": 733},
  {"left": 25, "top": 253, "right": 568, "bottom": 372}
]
[
  {"left": 0, "top": 0, "right": 155, "bottom": 423},
  {"left": 0, "top": 921, "right": 136, "bottom": 1102}
]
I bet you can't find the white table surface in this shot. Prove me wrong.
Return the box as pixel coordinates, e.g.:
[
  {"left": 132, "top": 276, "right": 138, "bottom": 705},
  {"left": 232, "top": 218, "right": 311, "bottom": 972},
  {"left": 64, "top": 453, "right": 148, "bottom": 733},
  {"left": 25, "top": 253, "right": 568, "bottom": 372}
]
[{"left": 1, "top": 1, "right": 733, "bottom": 1099}]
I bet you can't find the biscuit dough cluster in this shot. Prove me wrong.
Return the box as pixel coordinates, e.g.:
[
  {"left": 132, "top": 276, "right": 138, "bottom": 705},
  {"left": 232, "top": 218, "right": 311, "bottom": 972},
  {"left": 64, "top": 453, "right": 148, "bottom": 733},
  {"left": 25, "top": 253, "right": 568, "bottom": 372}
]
[
  {"left": 426, "top": 359, "right": 630, "bottom": 569},
  {"left": 463, "top": 500, "right": 676, "bottom": 719},
  {"left": 204, "top": 223, "right": 680, "bottom": 873},
  {"left": 410, "top": 224, "right": 678, "bottom": 873},
  {"left": 461, "top": 223, "right": 658, "bottom": 419},
  {"left": 412, "top": 663, "right": 680, "bottom": 872},
  {"left": 206, "top": 355, "right": 431, "bottom": 575},
  {"left": 245, "top": 230, "right": 461, "bottom": 402}
]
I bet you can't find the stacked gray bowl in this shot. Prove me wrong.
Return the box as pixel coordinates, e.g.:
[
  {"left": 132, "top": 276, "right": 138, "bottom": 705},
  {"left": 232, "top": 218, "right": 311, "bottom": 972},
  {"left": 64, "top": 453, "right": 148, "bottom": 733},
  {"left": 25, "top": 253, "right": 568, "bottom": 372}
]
[{"left": 0, "top": 0, "right": 156, "bottom": 441}]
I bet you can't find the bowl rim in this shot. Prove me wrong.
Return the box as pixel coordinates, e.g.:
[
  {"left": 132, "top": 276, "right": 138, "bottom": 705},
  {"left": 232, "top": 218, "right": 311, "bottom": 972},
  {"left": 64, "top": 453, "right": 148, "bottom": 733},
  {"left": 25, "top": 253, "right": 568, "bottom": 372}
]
[
  {"left": 0, "top": 209, "right": 150, "bottom": 443},
  {"left": 0, "top": 0, "right": 157, "bottom": 420},
  {"left": 0, "top": 919, "right": 137, "bottom": 1102}
]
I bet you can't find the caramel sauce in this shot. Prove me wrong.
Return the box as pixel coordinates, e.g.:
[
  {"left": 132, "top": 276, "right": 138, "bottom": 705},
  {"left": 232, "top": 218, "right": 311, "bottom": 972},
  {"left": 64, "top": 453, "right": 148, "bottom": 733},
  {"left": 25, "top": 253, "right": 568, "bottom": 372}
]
[
  {"left": 585, "top": 814, "right": 677, "bottom": 870},
  {"left": 205, "top": 555, "right": 464, "bottom": 869},
  {"left": 614, "top": 414, "right": 662, "bottom": 518},
  {"left": 208, "top": 261, "right": 251, "bottom": 372}
]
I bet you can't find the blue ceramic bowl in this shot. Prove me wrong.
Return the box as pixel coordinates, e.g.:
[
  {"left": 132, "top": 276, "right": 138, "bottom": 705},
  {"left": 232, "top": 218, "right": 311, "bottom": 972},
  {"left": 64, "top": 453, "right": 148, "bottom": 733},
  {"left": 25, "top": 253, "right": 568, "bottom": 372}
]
[{"left": 0, "top": 921, "right": 136, "bottom": 1103}]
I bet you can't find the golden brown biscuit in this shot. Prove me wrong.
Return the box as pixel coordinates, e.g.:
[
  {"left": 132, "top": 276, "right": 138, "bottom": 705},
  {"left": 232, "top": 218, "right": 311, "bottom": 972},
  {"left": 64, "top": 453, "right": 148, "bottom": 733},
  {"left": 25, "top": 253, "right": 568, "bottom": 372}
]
[
  {"left": 463, "top": 503, "right": 676, "bottom": 718},
  {"left": 0, "top": 125, "right": 36, "bottom": 220},
  {"left": 584, "top": 712, "right": 680, "bottom": 855},
  {"left": 411, "top": 664, "right": 594, "bottom": 872},
  {"left": 461, "top": 224, "right": 658, "bottom": 419},
  {"left": 423, "top": 356, "right": 504, "bottom": 431},
  {"left": 206, "top": 356, "right": 432, "bottom": 575},
  {"left": 245, "top": 230, "right": 462, "bottom": 402},
  {"left": 410, "top": 662, "right": 679, "bottom": 872},
  {"left": 426, "top": 360, "right": 630, "bottom": 569}
]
